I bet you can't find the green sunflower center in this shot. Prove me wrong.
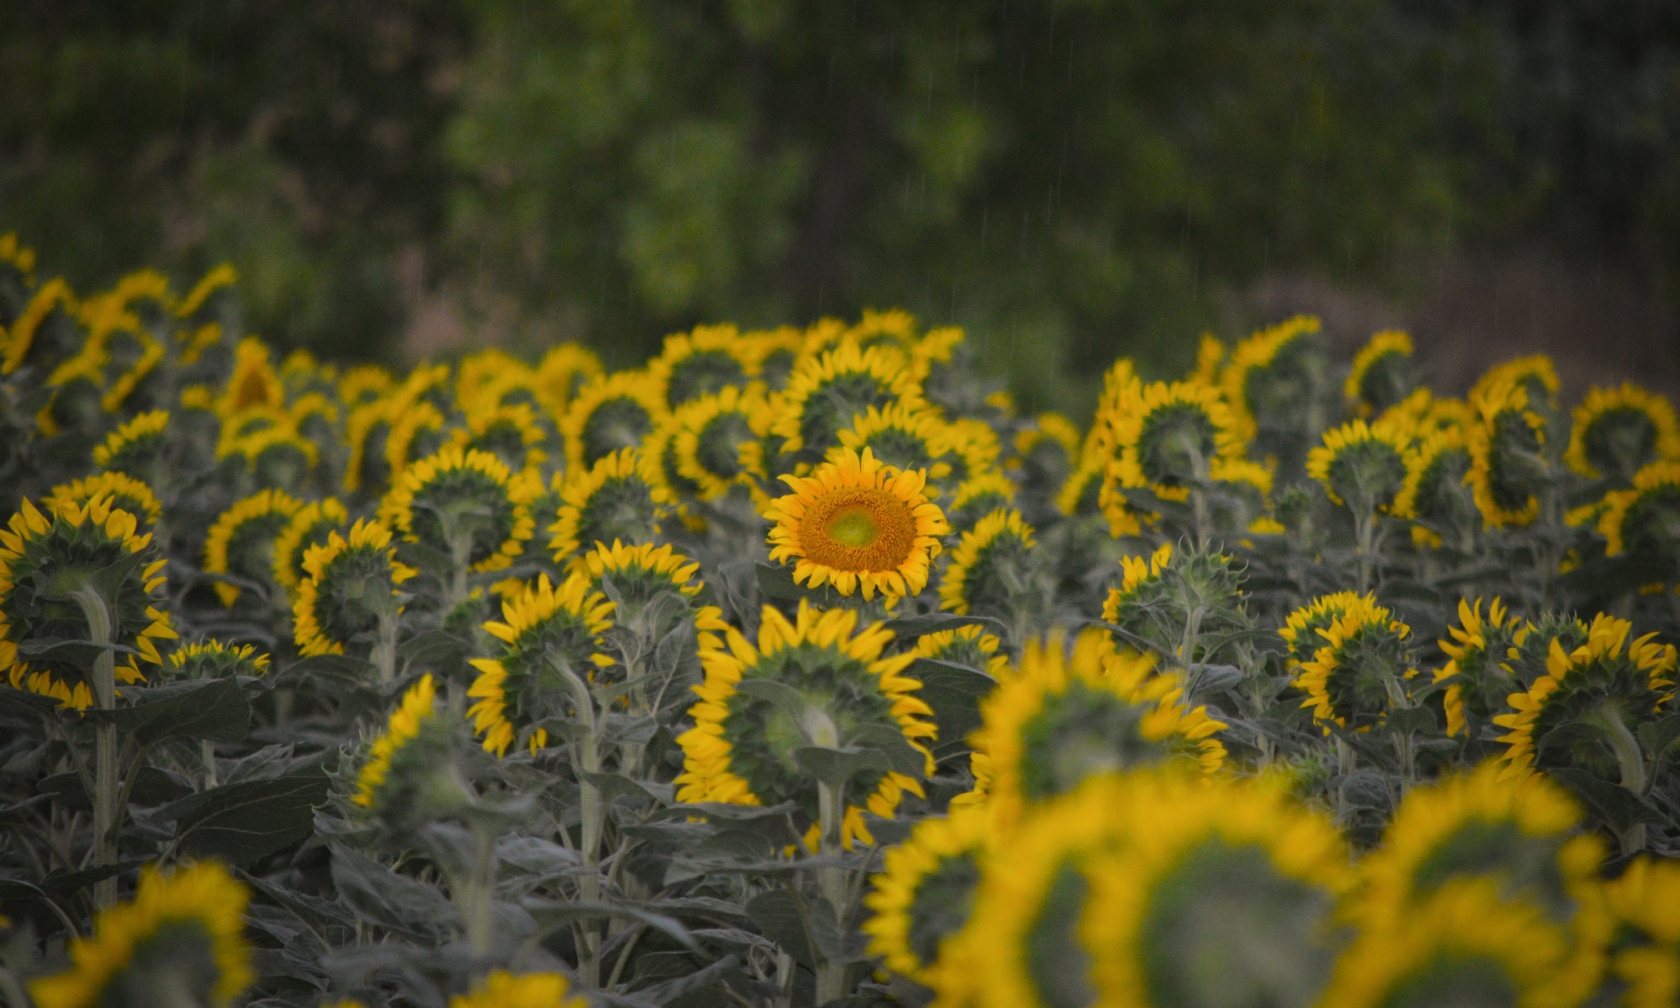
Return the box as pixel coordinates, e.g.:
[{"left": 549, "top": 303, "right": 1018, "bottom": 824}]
[
  {"left": 668, "top": 351, "right": 745, "bottom": 406},
  {"left": 826, "top": 507, "right": 880, "bottom": 548}
]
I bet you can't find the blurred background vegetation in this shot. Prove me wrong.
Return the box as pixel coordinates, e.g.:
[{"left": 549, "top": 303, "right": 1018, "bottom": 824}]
[{"left": 3, "top": 0, "right": 1678, "bottom": 412}]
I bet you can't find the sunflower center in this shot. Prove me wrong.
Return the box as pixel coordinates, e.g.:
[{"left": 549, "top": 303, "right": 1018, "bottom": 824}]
[{"left": 801, "top": 487, "right": 916, "bottom": 571}]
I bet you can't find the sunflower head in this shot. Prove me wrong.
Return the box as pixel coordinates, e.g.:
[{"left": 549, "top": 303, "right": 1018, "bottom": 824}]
[
  {"left": 1598, "top": 460, "right": 1680, "bottom": 561},
  {"left": 671, "top": 384, "right": 771, "bottom": 502},
  {"left": 292, "top": 519, "right": 417, "bottom": 658},
  {"left": 1109, "top": 380, "right": 1242, "bottom": 501},
  {"left": 584, "top": 539, "right": 702, "bottom": 609},
  {"left": 1468, "top": 376, "right": 1551, "bottom": 528},
  {"left": 1471, "top": 354, "right": 1561, "bottom": 419},
  {"left": 910, "top": 624, "right": 1010, "bottom": 678},
  {"left": 383, "top": 400, "right": 447, "bottom": 478},
  {"left": 214, "top": 337, "right": 283, "bottom": 418},
  {"left": 47, "top": 472, "right": 162, "bottom": 531},
  {"left": 1494, "top": 613, "right": 1676, "bottom": 783},
  {"left": 547, "top": 447, "right": 671, "bottom": 567},
  {"left": 939, "top": 508, "right": 1036, "bottom": 620},
  {"left": 4, "top": 278, "right": 81, "bottom": 378},
  {"left": 1321, "top": 876, "right": 1580, "bottom": 1008},
  {"left": 0, "top": 497, "right": 175, "bottom": 710},
  {"left": 1307, "top": 418, "right": 1412, "bottom": 515},
  {"left": 1103, "top": 543, "right": 1248, "bottom": 662},
  {"left": 203, "top": 489, "right": 303, "bottom": 607},
  {"left": 466, "top": 572, "right": 616, "bottom": 757},
  {"left": 343, "top": 401, "right": 394, "bottom": 496},
  {"left": 1396, "top": 426, "right": 1476, "bottom": 546},
  {"left": 1564, "top": 384, "right": 1680, "bottom": 484},
  {"left": 1220, "top": 315, "right": 1325, "bottom": 442},
  {"left": 765, "top": 447, "right": 949, "bottom": 601},
  {"left": 946, "top": 470, "right": 1017, "bottom": 532},
  {"left": 561, "top": 369, "right": 668, "bottom": 472},
  {"left": 649, "top": 323, "right": 757, "bottom": 407},
  {"left": 1278, "top": 592, "right": 1369, "bottom": 671},
  {"left": 224, "top": 426, "right": 319, "bottom": 493},
  {"left": 534, "top": 342, "right": 604, "bottom": 419},
  {"left": 453, "top": 401, "right": 549, "bottom": 472},
  {"left": 92, "top": 410, "right": 171, "bottom": 487},
  {"left": 168, "top": 639, "right": 270, "bottom": 680},
  {"left": 28, "top": 861, "right": 253, "bottom": 1008},
  {"left": 1602, "top": 857, "right": 1680, "bottom": 1008},
  {"left": 1354, "top": 761, "right": 1606, "bottom": 938},
  {"left": 1294, "top": 597, "right": 1415, "bottom": 731},
  {"left": 862, "top": 807, "right": 991, "bottom": 987},
  {"left": 771, "top": 340, "right": 925, "bottom": 461},
  {"left": 449, "top": 970, "right": 590, "bottom": 1008},
  {"left": 674, "top": 600, "right": 936, "bottom": 850},
  {"left": 338, "top": 364, "right": 394, "bottom": 408},
  {"left": 833, "top": 400, "right": 956, "bottom": 483},
  {"left": 964, "top": 630, "right": 1227, "bottom": 822},
  {"left": 1345, "top": 329, "right": 1418, "bottom": 417},
  {"left": 380, "top": 445, "right": 539, "bottom": 576},
  {"left": 351, "top": 674, "right": 467, "bottom": 827},
  {"left": 1433, "top": 597, "right": 1523, "bottom": 737},
  {"left": 272, "top": 498, "right": 350, "bottom": 593}
]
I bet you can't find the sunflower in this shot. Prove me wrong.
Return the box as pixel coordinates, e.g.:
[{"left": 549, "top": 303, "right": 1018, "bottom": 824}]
[
  {"left": 910, "top": 624, "right": 1009, "bottom": 677},
  {"left": 1599, "top": 460, "right": 1680, "bottom": 558},
  {"left": 1277, "top": 592, "right": 1369, "bottom": 671},
  {"left": 213, "top": 337, "right": 283, "bottom": 418},
  {"left": 380, "top": 444, "right": 539, "bottom": 576},
  {"left": 1395, "top": 426, "right": 1476, "bottom": 546},
  {"left": 455, "top": 349, "right": 534, "bottom": 414},
  {"left": 1055, "top": 459, "right": 1105, "bottom": 518},
  {"left": 352, "top": 673, "right": 437, "bottom": 807},
  {"left": 1306, "top": 418, "right": 1412, "bottom": 515},
  {"left": 1468, "top": 376, "right": 1550, "bottom": 528},
  {"left": 1294, "top": 597, "right": 1415, "bottom": 731},
  {"left": 534, "top": 342, "right": 605, "bottom": 419},
  {"left": 1433, "top": 598, "right": 1524, "bottom": 737},
  {"left": 451, "top": 401, "right": 549, "bottom": 472},
  {"left": 1345, "top": 329, "right": 1417, "bottom": 417},
  {"left": 338, "top": 364, "right": 394, "bottom": 408},
  {"left": 765, "top": 447, "right": 949, "bottom": 601},
  {"left": 833, "top": 400, "right": 957, "bottom": 483},
  {"left": 449, "top": 970, "right": 589, "bottom": 1008},
  {"left": 92, "top": 410, "right": 171, "bottom": 484},
  {"left": 0, "top": 230, "right": 36, "bottom": 280},
  {"left": 583, "top": 539, "right": 701, "bottom": 604},
  {"left": 272, "top": 497, "right": 350, "bottom": 593},
  {"left": 292, "top": 519, "right": 417, "bottom": 658},
  {"left": 648, "top": 323, "right": 758, "bottom": 408},
  {"left": 1320, "top": 876, "right": 1580, "bottom": 1008},
  {"left": 561, "top": 369, "right": 668, "bottom": 472},
  {"left": 1219, "top": 314, "right": 1323, "bottom": 442},
  {"left": 1012, "top": 413, "right": 1081, "bottom": 470},
  {"left": 946, "top": 470, "right": 1017, "bottom": 531},
  {"left": 547, "top": 447, "right": 671, "bottom": 566},
  {"left": 862, "top": 807, "right": 991, "bottom": 987},
  {"left": 836, "top": 307, "right": 921, "bottom": 366},
  {"left": 47, "top": 472, "right": 162, "bottom": 529},
  {"left": 0, "top": 497, "right": 174, "bottom": 710},
  {"left": 1494, "top": 613, "right": 1676, "bottom": 783},
  {"left": 176, "top": 263, "right": 237, "bottom": 322},
  {"left": 771, "top": 340, "right": 925, "bottom": 461},
  {"left": 1602, "top": 857, "right": 1680, "bottom": 1008},
  {"left": 958, "top": 629, "right": 1225, "bottom": 824},
  {"left": 675, "top": 600, "right": 936, "bottom": 850},
  {"left": 383, "top": 399, "right": 447, "bottom": 477},
  {"left": 1107, "top": 380, "right": 1242, "bottom": 502},
  {"left": 224, "top": 427, "right": 319, "bottom": 492},
  {"left": 1102, "top": 542, "right": 1173, "bottom": 618},
  {"left": 939, "top": 508, "right": 1035, "bottom": 617},
  {"left": 672, "top": 384, "right": 771, "bottom": 501},
  {"left": 169, "top": 639, "right": 271, "bottom": 680},
  {"left": 28, "top": 861, "right": 252, "bottom": 1008},
  {"left": 3, "top": 278, "right": 78, "bottom": 376},
  {"left": 466, "top": 572, "right": 616, "bottom": 757},
  {"left": 1564, "top": 384, "right": 1680, "bottom": 482},
  {"left": 740, "top": 325, "right": 804, "bottom": 391},
  {"left": 1350, "top": 761, "right": 1611, "bottom": 1003},
  {"left": 343, "top": 400, "right": 393, "bottom": 495},
  {"left": 99, "top": 333, "right": 164, "bottom": 415},
  {"left": 1190, "top": 333, "right": 1225, "bottom": 385},
  {"left": 203, "top": 489, "right": 304, "bottom": 607},
  {"left": 1471, "top": 354, "right": 1561, "bottom": 416},
  {"left": 1081, "top": 770, "right": 1353, "bottom": 1008}
]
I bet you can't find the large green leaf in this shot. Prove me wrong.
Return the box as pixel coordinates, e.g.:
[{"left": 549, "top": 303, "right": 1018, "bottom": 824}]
[{"left": 161, "top": 773, "right": 328, "bottom": 864}]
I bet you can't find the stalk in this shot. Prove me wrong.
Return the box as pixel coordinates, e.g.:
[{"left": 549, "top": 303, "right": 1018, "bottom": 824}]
[
  {"left": 1591, "top": 703, "right": 1648, "bottom": 855},
  {"left": 446, "top": 526, "right": 474, "bottom": 613},
  {"left": 372, "top": 611, "right": 398, "bottom": 684},
  {"left": 814, "top": 780, "right": 848, "bottom": 1005},
  {"left": 460, "top": 821, "right": 496, "bottom": 958},
  {"left": 555, "top": 655, "right": 604, "bottom": 987},
  {"left": 70, "top": 585, "right": 120, "bottom": 908}
]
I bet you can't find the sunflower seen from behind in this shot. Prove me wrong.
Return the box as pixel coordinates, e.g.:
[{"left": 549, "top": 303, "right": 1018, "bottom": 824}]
[
  {"left": 202, "top": 488, "right": 303, "bottom": 607},
  {"left": 1564, "top": 384, "right": 1680, "bottom": 485},
  {"left": 939, "top": 508, "right": 1036, "bottom": 622},
  {"left": 1468, "top": 375, "right": 1550, "bottom": 528},
  {"left": 561, "top": 369, "right": 668, "bottom": 472},
  {"left": 29, "top": 861, "right": 252, "bottom": 1008},
  {"left": 1293, "top": 596, "right": 1415, "bottom": 733},
  {"left": 765, "top": 446, "right": 949, "bottom": 602},
  {"left": 92, "top": 410, "right": 171, "bottom": 489},
  {"left": 380, "top": 445, "right": 539, "bottom": 604},
  {"left": 47, "top": 472, "right": 162, "bottom": 531},
  {"left": 1108, "top": 379, "right": 1243, "bottom": 503},
  {"left": 771, "top": 340, "right": 924, "bottom": 463},
  {"left": 272, "top": 497, "right": 350, "bottom": 596},
  {"left": 862, "top": 806, "right": 991, "bottom": 990},
  {"left": 672, "top": 384, "right": 771, "bottom": 502},
  {"left": 674, "top": 600, "right": 936, "bottom": 850},
  {"left": 1345, "top": 329, "right": 1419, "bottom": 418},
  {"left": 1598, "top": 460, "right": 1680, "bottom": 567},
  {"left": 1434, "top": 597, "right": 1523, "bottom": 737},
  {"left": 547, "top": 447, "right": 670, "bottom": 568},
  {"left": 292, "top": 519, "right": 417, "bottom": 668},
  {"left": 0, "top": 496, "right": 174, "bottom": 710},
  {"left": 647, "top": 323, "right": 758, "bottom": 408},
  {"left": 466, "top": 573, "right": 615, "bottom": 757}
]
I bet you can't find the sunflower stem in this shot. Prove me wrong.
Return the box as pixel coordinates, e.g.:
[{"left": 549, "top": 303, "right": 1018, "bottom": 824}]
[
  {"left": 815, "top": 779, "right": 848, "bottom": 1004},
  {"left": 1591, "top": 703, "right": 1648, "bottom": 854},
  {"left": 1354, "top": 508, "right": 1376, "bottom": 594},
  {"left": 460, "top": 820, "right": 496, "bottom": 959},
  {"left": 446, "top": 527, "right": 473, "bottom": 612},
  {"left": 69, "top": 583, "right": 121, "bottom": 908},
  {"left": 373, "top": 611, "right": 398, "bottom": 683},
  {"left": 554, "top": 654, "right": 604, "bottom": 987}
]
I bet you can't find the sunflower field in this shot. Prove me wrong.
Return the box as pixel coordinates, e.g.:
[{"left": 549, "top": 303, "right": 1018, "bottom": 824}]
[{"left": 2, "top": 231, "right": 1680, "bottom": 1008}]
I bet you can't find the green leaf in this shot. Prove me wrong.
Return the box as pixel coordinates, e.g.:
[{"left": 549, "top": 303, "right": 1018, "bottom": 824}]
[
  {"left": 1638, "top": 713, "right": 1680, "bottom": 759},
  {"left": 1548, "top": 768, "right": 1666, "bottom": 833},
  {"left": 882, "top": 612, "right": 1008, "bottom": 641},
  {"left": 523, "top": 899, "right": 700, "bottom": 951},
  {"left": 100, "top": 676, "right": 252, "bottom": 747},
  {"left": 848, "top": 723, "right": 929, "bottom": 778},
  {"left": 38, "top": 765, "right": 194, "bottom": 809},
  {"left": 755, "top": 562, "right": 807, "bottom": 601},
  {"left": 0, "top": 685, "right": 67, "bottom": 720},
  {"left": 909, "top": 658, "right": 995, "bottom": 749},
  {"left": 1383, "top": 706, "right": 1438, "bottom": 736},
  {"left": 162, "top": 773, "right": 328, "bottom": 864},
  {"left": 733, "top": 678, "right": 811, "bottom": 725},
  {"left": 746, "top": 887, "right": 818, "bottom": 969},
  {"left": 792, "top": 746, "right": 892, "bottom": 791},
  {"left": 328, "top": 842, "right": 459, "bottom": 940}
]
